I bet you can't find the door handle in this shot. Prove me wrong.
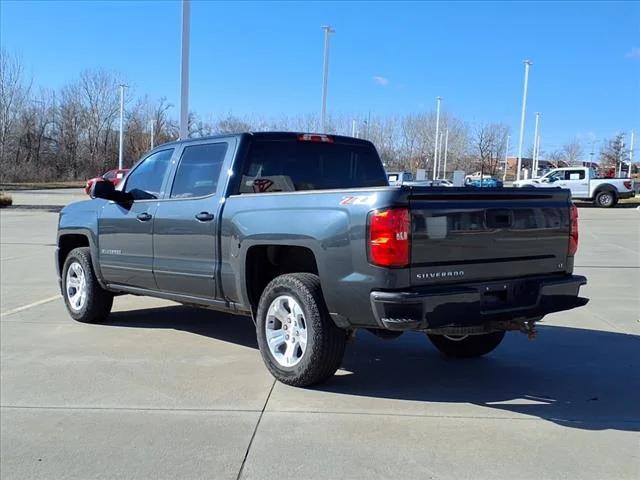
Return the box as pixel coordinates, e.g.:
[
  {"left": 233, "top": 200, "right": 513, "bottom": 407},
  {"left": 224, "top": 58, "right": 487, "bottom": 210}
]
[
  {"left": 136, "top": 212, "right": 152, "bottom": 222},
  {"left": 195, "top": 212, "right": 215, "bottom": 222}
]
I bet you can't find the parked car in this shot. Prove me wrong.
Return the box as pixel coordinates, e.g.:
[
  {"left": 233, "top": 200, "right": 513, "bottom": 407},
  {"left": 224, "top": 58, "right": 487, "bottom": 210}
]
[
  {"left": 512, "top": 167, "right": 634, "bottom": 207},
  {"left": 387, "top": 171, "right": 414, "bottom": 185},
  {"left": 57, "top": 132, "right": 588, "bottom": 387},
  {"left": 405, "top": 179, "right": 454, "bottom": 187},
  {"left": 466, "top": 177, "right": 504, "bottom": 188},
  {"left": 84, "top": 168, "right": 129, "bottom": 195},
  {"left": 464, "top": 172, "right": 493, "bottom": 183}
]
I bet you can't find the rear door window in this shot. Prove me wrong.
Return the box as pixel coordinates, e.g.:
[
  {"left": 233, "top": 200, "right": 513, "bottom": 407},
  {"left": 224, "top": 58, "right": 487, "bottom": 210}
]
[
  {"left": 239, "top": 140, "right": 387, "bottom": 193},
  {"left": 566, "top": 170, "right": 585, "bottom": 180},
  {"left": 170, "top": 142, "right": 228, "bottom": 198}
]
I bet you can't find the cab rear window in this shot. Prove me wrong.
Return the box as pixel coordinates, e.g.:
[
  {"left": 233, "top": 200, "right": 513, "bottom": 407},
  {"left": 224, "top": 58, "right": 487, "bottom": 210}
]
[{"left": 239, "top": 141, "right": 387, "bottom": 194}]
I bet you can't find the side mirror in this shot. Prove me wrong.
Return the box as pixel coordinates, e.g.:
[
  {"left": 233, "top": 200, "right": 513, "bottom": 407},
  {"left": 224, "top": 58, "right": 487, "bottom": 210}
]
[{"left": 91, "top": 180, "right": 117, "bottom": 200}]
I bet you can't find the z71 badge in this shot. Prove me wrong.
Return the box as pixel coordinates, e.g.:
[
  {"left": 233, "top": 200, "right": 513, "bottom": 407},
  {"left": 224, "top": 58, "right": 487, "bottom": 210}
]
[{"left": 340, "top": 194, "right": 376, "bottom": 206}]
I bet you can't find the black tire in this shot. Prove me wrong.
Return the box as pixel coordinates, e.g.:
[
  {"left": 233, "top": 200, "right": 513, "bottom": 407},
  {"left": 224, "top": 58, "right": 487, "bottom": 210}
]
[
  {"left": 62, "top": 247, "right": 113, "bottom": 323},
  {"left": 427, "top": 331, "right": 505, "bottom": 358},
  {"left": 594, "top": 190, "right": 616, "bottom": 208},
  {"left": 256, "top": 273, "right": 347, "bottom": 387}
]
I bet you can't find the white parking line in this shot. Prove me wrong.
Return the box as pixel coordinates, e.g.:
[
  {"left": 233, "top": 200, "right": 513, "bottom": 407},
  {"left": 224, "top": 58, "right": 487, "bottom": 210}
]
[{"left": 0, "top": 295, "right": 61, "bottom": 317}]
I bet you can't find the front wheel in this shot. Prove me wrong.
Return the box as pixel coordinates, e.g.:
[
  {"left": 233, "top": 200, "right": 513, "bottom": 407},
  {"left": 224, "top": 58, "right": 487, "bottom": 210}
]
[
  {"left": 62, "top": 247, "right": 113, "bottom": 323},
  {"left": 256, "top": 273, "right": 346, "bottom": 387},
  {"left": 427, "top": 331, "right": 505, "bottom": 358}
]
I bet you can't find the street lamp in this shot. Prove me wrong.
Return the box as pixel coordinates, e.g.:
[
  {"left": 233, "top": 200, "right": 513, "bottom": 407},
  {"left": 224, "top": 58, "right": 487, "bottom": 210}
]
[
  {"left": 118, "top": 84, "right": 128, "bottom": 169},
  {"left": 433, "top": 96, "right": 442, "bottom": 180},
  {"left": 532, "top": 112, "right": 540, "bottom": 176},
  {"left": 629, "top": 130, "right": 635, "bottom": 179},
  {"left": 320, "top": 25, "right": 335, "bottom": 132},
  {"left": 442, "top": 129, "right": 449, "bottom": 179},
  {"left": 179, "top": 0, "right": 191, "bottom": 139},
  {"left": 516, "top": 60, "right": 532, "bottom": 181},
  {"left": 503, "top": 134, "right": 510, "bottom": 181}
]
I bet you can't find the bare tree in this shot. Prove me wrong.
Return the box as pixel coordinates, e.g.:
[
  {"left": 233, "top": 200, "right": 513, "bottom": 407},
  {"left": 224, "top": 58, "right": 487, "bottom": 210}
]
[
  {"left": 561, "top": 139, "right": 584, "bottom": 165},
  {"left": 473, "top": 123, "right": 509, "bottom": 175},
  {"left": 0, "top": 50, "right": 31, "bottom": 180}
]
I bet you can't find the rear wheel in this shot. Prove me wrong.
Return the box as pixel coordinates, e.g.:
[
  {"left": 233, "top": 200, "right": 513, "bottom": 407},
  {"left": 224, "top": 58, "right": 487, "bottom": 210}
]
[
  {"left": 427, "top": 331, "right": 505, "bottom": 358},
  {"left": 256, "top": 273, "right": 347, "bottom": 387},
  {"left": 62, "top": 247, "right": 113, "bottom": 323},
  {"left": 594, "top": 191, "right": 616, "bottom": 208}
]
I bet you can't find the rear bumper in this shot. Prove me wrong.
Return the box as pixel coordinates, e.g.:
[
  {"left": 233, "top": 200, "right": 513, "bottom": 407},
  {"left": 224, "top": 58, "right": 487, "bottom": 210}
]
[
  {"left": 617, "top": 191, "right": 635, "bottom": 200},
  {"left": 370, "top": 274, "right": 588, "bottom": 331}
]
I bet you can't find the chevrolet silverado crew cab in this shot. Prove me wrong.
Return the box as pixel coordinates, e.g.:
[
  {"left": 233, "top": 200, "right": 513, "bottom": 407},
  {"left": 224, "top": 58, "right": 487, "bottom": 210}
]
[
  {"left": 512, "top": 166, "right": 634, "bottom": 207},
  {"left": 56, "top": 132, "right": 588, "bottom": 386}
]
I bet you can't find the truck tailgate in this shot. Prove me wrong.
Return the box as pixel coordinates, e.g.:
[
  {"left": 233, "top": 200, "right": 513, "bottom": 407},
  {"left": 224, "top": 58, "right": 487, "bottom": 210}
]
[{"left": 409, "top": 188, "right": 571, "bottom": 286}]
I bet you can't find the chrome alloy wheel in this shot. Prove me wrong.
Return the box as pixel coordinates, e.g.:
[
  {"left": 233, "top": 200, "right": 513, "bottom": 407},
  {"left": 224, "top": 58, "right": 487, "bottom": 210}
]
[
  {"left": 599, "top": 193, "right": 613, "bottom": 207},
  {"left": 66, "top": 261, "right": 87, "bottom": 312},
  {"left": 265, "top": 295, "right": 308, "bottom": 367}
]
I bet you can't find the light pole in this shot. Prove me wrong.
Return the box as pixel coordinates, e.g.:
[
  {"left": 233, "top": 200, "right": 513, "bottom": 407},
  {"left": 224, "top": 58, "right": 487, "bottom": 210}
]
[
  {"left": 438, "top": 131, "right": 444, "bottom": 178},
  {"left": 118, "top": 84, "right": 127, "bottom": 170},
  {"left": 516, "top": 60, "right": 532, "bottom": 181},
  {"left": 320, "top": 25, "right": 335, "bottom": 132},
  {"left": 351, "top": 119, "right": 356, "bottom": 137},
  {"left": 629, "top": 130, "right": 635, "bottom": 179},
  {"left": 433, "top": 96, "right": 442, "bottom": 180},
  {"left": 503, "top": 134, "right": 510, "bottom": 181},
  {"left": 149, "top": 119, "right": 155, "bottom": 149},
  {"left": 442, "top": 129, "right": 449, "bottom": 179},
  {"left": 532, "top": 112, "right": 540, "bottom": 177},
  {"left": 179, "top": 0, "right": 191, "bottom": 139}
]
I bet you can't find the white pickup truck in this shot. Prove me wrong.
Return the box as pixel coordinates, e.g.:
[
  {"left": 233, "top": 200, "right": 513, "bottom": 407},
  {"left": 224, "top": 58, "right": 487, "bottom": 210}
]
[{"left": 513, "top": 167, "right": 634, "bottom": 207}]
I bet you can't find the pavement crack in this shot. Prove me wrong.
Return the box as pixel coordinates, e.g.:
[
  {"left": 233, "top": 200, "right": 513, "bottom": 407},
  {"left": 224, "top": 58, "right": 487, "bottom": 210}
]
[{"left": 236, "top": 379, "right": 276, "bottom": 480}]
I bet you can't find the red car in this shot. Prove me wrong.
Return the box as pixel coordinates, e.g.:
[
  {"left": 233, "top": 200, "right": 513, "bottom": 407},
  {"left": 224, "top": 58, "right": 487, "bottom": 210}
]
[{"left": 84, "top": 169, "right": 129, "bottom": 195}]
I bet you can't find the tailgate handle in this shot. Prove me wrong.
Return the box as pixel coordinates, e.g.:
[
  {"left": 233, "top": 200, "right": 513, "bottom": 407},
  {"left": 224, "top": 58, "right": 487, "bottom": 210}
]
[{"left": 486, "top": 209, "right": 512, "bottom": 228}]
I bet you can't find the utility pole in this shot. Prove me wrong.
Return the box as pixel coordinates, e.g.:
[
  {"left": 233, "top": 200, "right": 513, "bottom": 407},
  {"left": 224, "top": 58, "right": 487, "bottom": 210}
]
[
  {"left": 532, "top": 112, "right": 540, "bottom": 177},
  {"left": 320, "top": 25, "right": 335, "bottom": 132},
  {"left": 516, "top": 60, "right": 532, "bottom": 181},
  {"left": 438, "top": 131, "right": 444, "bottom": 178},
  {"left": 351, "top": 119, "right": 356, "bottom": 138},
  {"left": 149, "top": 119, "right": 155, "bottom": 149},
  {"left": 179, "top": 0, "right": 191, "bottom": 139},
  {"left": 629, "top": 130, "right": 635, "bottom": 179},
  {"left": 433, "top": 96, "right": 442, "bottom": 180},
  {"left": 118, "top": 84, "right": 127, "bottom": 169},
  {"left": 442, "top": 129, "right": 449, "bottom": 179},
  {"left": 503, "top": 135, "right": 510, "bottom": 181}
]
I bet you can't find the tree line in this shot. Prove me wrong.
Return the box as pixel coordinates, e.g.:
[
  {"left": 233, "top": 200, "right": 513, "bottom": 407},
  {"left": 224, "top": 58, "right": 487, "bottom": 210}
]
[{"left": 0, "top": 50, "right": 634, "bottom": 183}]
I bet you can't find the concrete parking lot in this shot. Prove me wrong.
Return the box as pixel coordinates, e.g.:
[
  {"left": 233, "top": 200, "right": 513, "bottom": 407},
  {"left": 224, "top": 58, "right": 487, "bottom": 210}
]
[{"left": 1, "top": 190, "right": 639, "bottom": 479}]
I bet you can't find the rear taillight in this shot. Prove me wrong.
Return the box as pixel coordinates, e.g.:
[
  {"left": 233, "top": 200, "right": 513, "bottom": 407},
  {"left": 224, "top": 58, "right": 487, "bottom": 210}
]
[
  {"left": 569, "top": 204, "right": 579, "bottom": 256},
  {"left": 368, "top": 208, "right": 410, "bottom": 267},
  {"left": 623, "top": 180, "right": 632, "bottom": 190},
  {"left": 297, "top": 133, "right": 334, "bottom": 143}
]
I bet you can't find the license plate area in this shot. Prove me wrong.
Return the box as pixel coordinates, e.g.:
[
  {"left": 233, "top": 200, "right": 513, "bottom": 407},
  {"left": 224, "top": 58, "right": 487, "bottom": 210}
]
[{"left": 480, "top": 280, "right": 539, "bottom": 312}]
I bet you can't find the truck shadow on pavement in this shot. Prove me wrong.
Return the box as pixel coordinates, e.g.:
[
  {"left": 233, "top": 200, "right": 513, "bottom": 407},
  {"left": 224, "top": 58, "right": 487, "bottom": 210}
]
[
  {"left": 326, "top": 326, "right": 640, "bottom": 432},
  {"left": 105, "top": 306, "right": 639, "bottom": 432}
]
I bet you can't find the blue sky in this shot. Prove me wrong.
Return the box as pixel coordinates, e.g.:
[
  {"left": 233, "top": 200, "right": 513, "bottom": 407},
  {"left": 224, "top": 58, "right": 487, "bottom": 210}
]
[{"left": 1, "top": 0, "right": 639, "bottom": 152}]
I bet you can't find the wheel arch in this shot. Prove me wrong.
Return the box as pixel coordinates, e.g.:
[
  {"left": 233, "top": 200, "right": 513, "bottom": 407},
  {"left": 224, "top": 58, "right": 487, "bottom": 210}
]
[
  {"left": 244, "top": 244, "right": 319, "bottom": 313},
  {"left": 57, "top": 229, "right": 106, "bottom": 289}
]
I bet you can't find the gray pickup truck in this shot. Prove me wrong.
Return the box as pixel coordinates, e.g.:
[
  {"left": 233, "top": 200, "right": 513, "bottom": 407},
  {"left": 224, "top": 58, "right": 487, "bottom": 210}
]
[{"left": 56, "top": 132, "right": 588, "bottom": 386}]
